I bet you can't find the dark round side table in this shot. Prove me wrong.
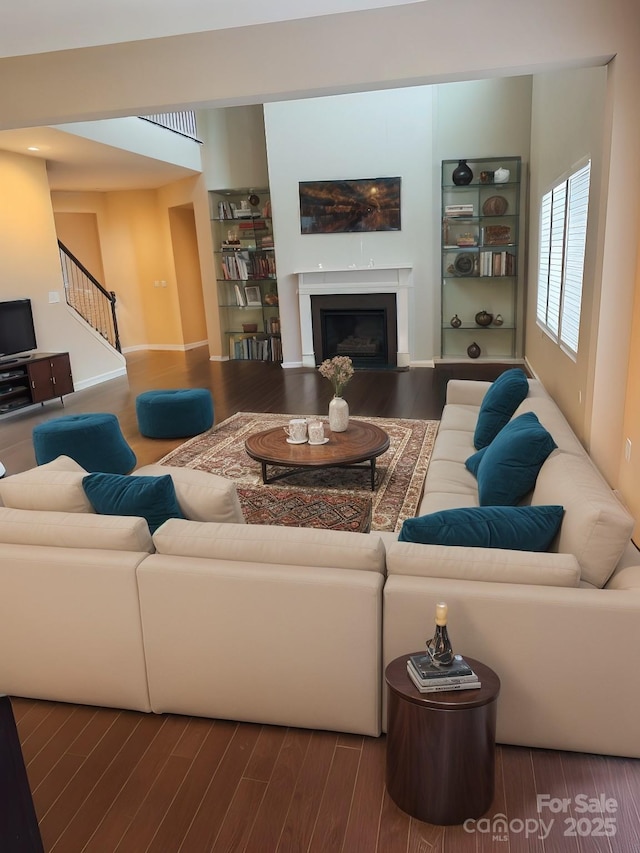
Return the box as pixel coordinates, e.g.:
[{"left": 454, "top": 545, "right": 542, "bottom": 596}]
[{"left": 385, "top": 653, "right": 500, "bottom": 825}]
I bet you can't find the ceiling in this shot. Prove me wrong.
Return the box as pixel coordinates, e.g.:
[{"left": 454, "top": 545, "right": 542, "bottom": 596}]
[
  {"left": 0, "top": 0, "right": 425, "bottom": 59},
  {"left": 0, "top": 1, "right": 425, "bottom": 192},
  {"left": 0, "top": 126, "right": 201, "bottom": 192}
]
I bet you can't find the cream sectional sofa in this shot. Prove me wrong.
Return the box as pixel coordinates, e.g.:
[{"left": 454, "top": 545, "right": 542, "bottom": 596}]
[
  {"left": 0, "top": 460, "right": 384, "bottom": 737},
  {"left": 383, "top": 378, "right": 640, "bottom": 758},
  {"left": 1, "top": 375, "right": 639, "bottom": 756}
]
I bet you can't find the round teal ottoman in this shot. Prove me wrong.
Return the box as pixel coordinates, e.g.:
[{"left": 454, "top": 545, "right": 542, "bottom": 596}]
[
  {"left": 33, "top": 413, "right": 137, "bottom": 473},
  {"left": 136, "top": 388, "right": 214, "bottom": 439}
]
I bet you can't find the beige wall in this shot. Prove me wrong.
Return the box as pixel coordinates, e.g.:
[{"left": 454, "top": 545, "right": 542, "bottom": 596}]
[
  {"left": 619, "top": 240, "right": 640, "bottom": 538},
  {"left": 168, "top": 205, "right": 208, "bottom": 345},
  {"left": 52, "top": 175, "right": 219, "bottom": 354},
  {"left": 54, "top": 212, "right": 105, "bottom": 283},
  {"left": 0, "top": 152, "right": 125, "bottom": 387},
  {"left": 526, "top": 66, "right": 607, "bottom": 444}
]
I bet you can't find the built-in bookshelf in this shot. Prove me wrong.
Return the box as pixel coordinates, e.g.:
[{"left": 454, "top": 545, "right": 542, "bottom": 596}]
[
  {"left": 209, "top": 187, "right": 281, "bottom": 362},
  {"left": 440, "top": 156, "right": 523, "bottom": 361}
]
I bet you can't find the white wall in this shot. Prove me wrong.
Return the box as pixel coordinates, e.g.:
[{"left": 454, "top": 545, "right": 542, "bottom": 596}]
[
  {"left": 265, "top": 87, "right": 433, "bottom": 366},
  {"left": 264, "top": 78, "right": 532, "bottom": 366},
  {"left": 57, "top": 117, "right": 203, "bottom": 172}
]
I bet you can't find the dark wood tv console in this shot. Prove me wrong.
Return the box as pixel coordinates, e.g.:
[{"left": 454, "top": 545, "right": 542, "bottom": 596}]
[{"left": 0, "top": 352, "right": 74, "bottom": 415}]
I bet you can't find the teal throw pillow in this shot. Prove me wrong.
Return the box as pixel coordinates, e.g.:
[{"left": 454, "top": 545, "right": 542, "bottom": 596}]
[
  {"left": 82, "top": 473, "right": 184, "bottom": 533},
  {"left": 473, "top": 368, "right": 529, "bottom": 449},
  {"left": 399, "top": 505, "right": 564, "bottom": 551},
  {"left": 466, "top": 412, "right": 557, "bottom": 505}
]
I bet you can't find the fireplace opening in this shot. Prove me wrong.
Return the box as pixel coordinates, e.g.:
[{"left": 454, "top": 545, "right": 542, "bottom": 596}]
[{"left": 312, "top": 293, "right": 397, "bottom": 368}]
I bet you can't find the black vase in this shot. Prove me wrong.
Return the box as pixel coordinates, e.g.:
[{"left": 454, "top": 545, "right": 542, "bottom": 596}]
[
  {"left": 467, "top": 341, "right": 481, "bottom": 359},
  {"left": 452, "top": 159, "right": 473, "bottom": 186}
]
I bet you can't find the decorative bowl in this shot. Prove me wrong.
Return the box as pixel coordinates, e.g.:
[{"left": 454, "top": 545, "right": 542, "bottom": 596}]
[
  {"left": 482, "top": 195, "right": 509, "bottom": 216},
  {"left": 453, "top": 253, "right": 475, "bottom": 276}
]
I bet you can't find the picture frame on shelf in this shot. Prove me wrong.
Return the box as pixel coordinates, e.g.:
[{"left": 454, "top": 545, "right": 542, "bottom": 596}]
[{"left": 244, "top": 285, "right": 262, "bottom": 307}]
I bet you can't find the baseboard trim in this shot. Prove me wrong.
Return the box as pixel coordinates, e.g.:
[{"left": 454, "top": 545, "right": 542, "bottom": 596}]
[
  {"left": 122, "top": 341, "right": 209, "bottom": 354},
  {"left": 74, "top": 366, "right": 128, "bottom": 390}
]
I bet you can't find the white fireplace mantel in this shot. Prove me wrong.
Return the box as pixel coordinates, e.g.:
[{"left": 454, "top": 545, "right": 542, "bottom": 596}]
[{"left": 296, "top": 265, "right": 413, "bottom": 367}]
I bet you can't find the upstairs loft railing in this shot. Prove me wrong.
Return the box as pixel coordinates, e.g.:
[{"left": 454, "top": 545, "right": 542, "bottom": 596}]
[
  {"left": 138, "top": 111, "right": 201, "bottom": 142},
  {"left": 58, "top": 241, "right": 121, "bottom": 353}
]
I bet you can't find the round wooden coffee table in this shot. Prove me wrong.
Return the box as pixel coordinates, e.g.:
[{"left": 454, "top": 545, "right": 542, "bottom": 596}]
[{"left": 244, "top": 419, "right": 390, "bottom": 490}]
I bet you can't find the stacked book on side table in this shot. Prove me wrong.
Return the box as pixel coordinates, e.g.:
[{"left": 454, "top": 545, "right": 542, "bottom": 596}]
[{"left": 407, "top": 653, "right": 481, "bottom": 693}]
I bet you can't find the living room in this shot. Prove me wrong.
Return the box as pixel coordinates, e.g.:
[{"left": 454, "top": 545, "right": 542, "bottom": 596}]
[
  {"left": 1, "top": 2, "right": 639, "bottom": 850},
  {"left": 1, "top": 0, "right": 638, "bottom": 528}
]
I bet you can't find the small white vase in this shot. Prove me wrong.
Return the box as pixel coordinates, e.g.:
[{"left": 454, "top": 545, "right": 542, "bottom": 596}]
[{"left": 328, "top": 395, "right": 349, "bottom": 432}]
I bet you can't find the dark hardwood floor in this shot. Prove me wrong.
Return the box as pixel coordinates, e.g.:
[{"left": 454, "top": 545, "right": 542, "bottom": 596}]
[{"left": 2, "top": 348, "right": 639, "bottom": 852}]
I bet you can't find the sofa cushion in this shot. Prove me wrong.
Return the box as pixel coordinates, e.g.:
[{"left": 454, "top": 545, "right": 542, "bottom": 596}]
[
  {"left": 134, "top": 464, "right": 245, "bottom": 524},
  {"left": 386, "top": 540, "right": 580, "bottom": 587},
  {"left": 0, "top": 506, "right": 153, "bottom": 552},
  {"left": 466, "top": 412, "right": 557, "bottom": 505},
  {"left": 473, "top": 368, "right": 530, "bottom": 449},
  {"left": 152, "top": 518, "right": 386, "bottom": 574},
  {"left": 83, "top": 473, "right": 184, "bottom": 534},
  {"left": 531, "top": 452, "right": 635, "bottom": 587},
  {"left": 0, "top": 458, "right": 94, "bottom": 513},
  {"left": 399, "top": 505, "right": 564, "bottom": 552}
]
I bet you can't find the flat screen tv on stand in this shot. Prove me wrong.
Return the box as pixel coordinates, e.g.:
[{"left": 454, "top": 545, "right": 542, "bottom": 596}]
[{"left": 0, "top": 299, "right": 37, "bottom": 364}]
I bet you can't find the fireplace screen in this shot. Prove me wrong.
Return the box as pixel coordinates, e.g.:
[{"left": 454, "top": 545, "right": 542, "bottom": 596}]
[
  {"left": 312, "top": 293, "right": 397, "bottom": 368},
  {"left": 323, "top": 310, "right": 386, "bottom": 363}
]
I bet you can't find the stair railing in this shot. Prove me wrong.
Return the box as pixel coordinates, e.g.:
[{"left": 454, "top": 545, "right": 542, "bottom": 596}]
[{"left": 58, "top": 240, "right": 121, "bottom": 352}]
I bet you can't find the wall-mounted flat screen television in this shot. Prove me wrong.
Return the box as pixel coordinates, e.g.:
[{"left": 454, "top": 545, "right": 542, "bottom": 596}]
[
  {"left": 299, "top": 177, "right": 401, "bottom": 234},
  {"left": 0, "top": 299, "right": 37, "bottom": 361}
]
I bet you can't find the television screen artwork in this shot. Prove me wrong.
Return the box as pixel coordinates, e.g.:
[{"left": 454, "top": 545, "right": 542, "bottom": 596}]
[{"left": 299, "top": 177, "right": 401, "bottom": 234}]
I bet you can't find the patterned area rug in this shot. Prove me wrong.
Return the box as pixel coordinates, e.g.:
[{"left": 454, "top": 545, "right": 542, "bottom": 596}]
[
  {"left": 159, "top": 412, "right": 439, "bottom": 532},
  {"left": 236, "top": 487, "right": 372, "bottom": 533}
]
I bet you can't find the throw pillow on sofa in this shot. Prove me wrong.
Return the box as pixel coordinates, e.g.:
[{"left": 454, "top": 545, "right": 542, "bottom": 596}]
[
  {"left": 473, "top": 368, "right": 530, "bottom": 449},
  {"left": 82, "top": 473, "right": 184, "bottom": 533},
  {"left": 466, "top": 412, "right": 557, "bottom": 505},
  {"left": 399, "top": 504, "right": 564, "bottom": 551}
]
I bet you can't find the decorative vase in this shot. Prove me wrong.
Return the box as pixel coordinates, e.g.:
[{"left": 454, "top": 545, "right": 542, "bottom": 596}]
[
  {"left": 452, "top": 159, "right": 473, "bottom": 186},
  {"left": 493, "top": 313, "right": 504, "bottom": 326},
  {"left": 467, "top": 341, "right": 481, "bottom": 359},
  {"left": 328, "top": 395, "right": 349, "bottom": 432},
  {"left": 450, "top": 314, "right": 462, "bottom": 328},
  {"left": 475, "top": 309, "right": 493, "bottom": 327}
]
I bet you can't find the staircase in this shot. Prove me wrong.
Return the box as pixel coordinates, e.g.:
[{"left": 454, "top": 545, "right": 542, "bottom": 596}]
[{"left": 58, "top": 240, "right": 121, "bottom": 352}]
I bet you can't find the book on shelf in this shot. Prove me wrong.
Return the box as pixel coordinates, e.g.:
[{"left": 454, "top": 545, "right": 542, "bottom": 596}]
[
  {"left": 408, "top": 653, "right": 474, "bottom": 680},
  {"left": 478, "top": 250, "right": 516, "bottom": 277},
  {"left": 234, "top": 284, "right": 246, "bottom": 307},
  {"left": 406, "top": 665, "right": 482, "bottom": 694},
  {"left": 229, "top": 332, "right": 280, "bottom": 362},
  {"left": 407, "top": 660, "right": 478, "bottom": 687},
  {"left": 234, "top": 209, "right": 260, "bottom": 219},
  {"left": 445, "top": 204, "right": 474, "bottom": 217}
]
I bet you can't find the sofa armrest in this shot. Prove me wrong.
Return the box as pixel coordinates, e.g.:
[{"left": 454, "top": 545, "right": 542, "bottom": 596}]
[
  {"left": 386, "top": 540, "right": 581, "bottom": 588},
  {"left": 445, "top": 379, "right": 491, "bottom": 406},
  {"left": 383, "top": 574, "right": 640, "bottom": 757},
  {"left": 606, "top": 564, "right": 640, "bottom": 590}
]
